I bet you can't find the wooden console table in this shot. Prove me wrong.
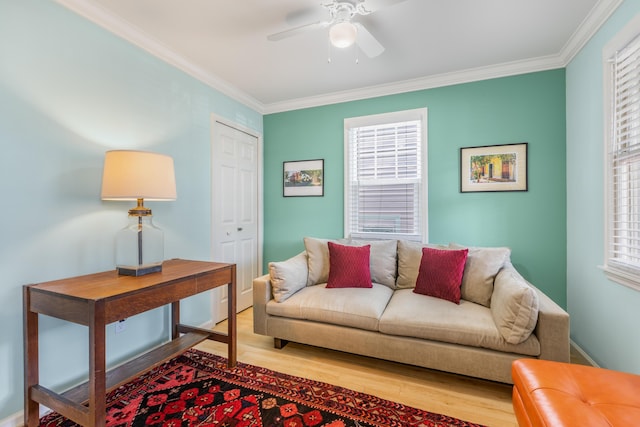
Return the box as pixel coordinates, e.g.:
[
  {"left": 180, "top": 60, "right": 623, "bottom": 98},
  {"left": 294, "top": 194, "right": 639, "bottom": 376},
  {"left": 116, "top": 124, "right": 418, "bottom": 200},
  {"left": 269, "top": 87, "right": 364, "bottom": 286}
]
[{"left": 23, "top": 259, "right": 236, "bottom": 427}]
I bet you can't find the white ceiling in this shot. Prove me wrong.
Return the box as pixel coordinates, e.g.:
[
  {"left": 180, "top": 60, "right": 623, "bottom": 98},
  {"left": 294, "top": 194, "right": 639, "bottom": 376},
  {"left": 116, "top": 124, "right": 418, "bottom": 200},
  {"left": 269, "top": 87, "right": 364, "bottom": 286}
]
[{"left": 57, "top": 0, "right": 622, "bottom": 114}]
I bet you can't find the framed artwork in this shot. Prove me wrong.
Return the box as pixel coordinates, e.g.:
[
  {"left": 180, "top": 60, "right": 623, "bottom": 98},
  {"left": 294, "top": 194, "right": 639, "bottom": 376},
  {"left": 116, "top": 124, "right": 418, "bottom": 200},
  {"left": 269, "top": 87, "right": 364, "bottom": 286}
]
[
  {"left": 460, "top": 143, "right": 528, "bottom": 192},
  {"left": 283, "top": 159, "right": 324, "bottom": 197}
]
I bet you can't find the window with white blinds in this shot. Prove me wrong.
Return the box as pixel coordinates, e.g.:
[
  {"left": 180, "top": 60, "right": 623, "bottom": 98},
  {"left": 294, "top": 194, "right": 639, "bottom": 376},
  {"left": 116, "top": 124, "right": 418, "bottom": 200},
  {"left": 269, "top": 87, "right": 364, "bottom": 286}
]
[
  {"left": 344, "top": 109, "right": 427, "bottom": 241},
  {"left": 604, "top": 27, "right": 640, "bottom": 290}
]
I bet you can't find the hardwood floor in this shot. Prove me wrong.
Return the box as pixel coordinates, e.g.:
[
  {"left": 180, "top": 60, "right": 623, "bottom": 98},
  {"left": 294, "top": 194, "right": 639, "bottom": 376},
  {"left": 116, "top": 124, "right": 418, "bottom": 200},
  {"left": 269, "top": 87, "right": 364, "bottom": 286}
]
[{"left": 197, "top": 308, "right": 589, "bottom": 427}]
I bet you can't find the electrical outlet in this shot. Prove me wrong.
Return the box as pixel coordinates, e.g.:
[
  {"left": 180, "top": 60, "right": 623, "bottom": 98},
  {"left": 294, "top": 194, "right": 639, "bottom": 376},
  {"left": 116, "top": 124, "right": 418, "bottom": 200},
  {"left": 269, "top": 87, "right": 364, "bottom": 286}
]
[{"left": 115, "top": 319, "right": 127, "bottom": 334}]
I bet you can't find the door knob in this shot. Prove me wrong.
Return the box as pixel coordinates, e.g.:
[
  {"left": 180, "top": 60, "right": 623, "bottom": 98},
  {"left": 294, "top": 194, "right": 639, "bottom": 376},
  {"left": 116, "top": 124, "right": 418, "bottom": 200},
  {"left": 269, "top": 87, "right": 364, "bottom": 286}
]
[{"left": 237, "top": 227, "right": 243, "bottom": 231}]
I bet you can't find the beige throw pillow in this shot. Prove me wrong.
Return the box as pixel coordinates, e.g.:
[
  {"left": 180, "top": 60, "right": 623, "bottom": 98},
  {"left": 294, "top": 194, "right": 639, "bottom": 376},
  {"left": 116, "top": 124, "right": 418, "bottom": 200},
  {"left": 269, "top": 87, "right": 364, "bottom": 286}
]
[
  {"left": 268, "top": 252, "right": 309, "bottom": 302},
  {"left": 450, "top": 243, "right": 510, "bottom": 307},
  {"left": 304, "top": 237, "right": 335, "bottom": 285},
  {"left": 490, "top": 266, "right": 539, "bottom": 344}
]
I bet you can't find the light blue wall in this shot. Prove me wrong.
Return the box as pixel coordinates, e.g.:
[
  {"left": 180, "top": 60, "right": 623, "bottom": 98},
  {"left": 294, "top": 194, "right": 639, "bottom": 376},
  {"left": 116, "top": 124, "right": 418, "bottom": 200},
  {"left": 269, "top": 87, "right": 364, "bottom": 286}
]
[
  {"left": 566, "top": 0, "right": 640, "bottom": 373},
  {"left": 0, "top": 0, "right": 261, "bottom": 420},
  {"left": 264, "top": 70, "right": 567, "bottom": 307}
]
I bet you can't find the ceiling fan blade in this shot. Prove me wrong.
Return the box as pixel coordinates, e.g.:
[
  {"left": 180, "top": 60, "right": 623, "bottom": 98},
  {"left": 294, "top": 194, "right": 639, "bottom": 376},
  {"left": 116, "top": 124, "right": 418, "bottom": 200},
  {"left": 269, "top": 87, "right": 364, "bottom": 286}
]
[
  {"left": 354, "top": 23, "right": 384, "bottom": 58},
  {"left": 359, "top": 0, "right": 410, "bottom": 14},
  {"left": 285, "top": 4, "right": 328, "bottom": 27},
  {"left": 267, "top": 21, "right": 330, "bottom": 42}
]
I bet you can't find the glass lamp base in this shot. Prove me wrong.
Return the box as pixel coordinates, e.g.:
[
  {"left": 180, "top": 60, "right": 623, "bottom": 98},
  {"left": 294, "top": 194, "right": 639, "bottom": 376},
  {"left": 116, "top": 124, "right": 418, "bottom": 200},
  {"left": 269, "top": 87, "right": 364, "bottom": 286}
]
[
  {"left": 117, "top": 263, "right": 162, "bottom": 276},
  {"left": 115, "top": 211, "right": 165, "bottom": 277}
]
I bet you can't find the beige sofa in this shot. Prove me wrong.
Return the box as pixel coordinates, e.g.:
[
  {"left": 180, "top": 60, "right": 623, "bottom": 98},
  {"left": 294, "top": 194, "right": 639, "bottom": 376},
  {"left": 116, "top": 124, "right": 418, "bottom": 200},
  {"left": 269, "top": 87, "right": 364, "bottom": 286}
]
[{"left": 253, "top": 238, "right": 570, "bottom": 384}]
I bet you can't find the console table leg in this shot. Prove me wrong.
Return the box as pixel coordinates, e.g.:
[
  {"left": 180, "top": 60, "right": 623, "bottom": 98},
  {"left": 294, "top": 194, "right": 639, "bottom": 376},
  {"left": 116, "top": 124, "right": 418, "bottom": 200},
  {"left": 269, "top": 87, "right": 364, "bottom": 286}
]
[
  {"left": 88, "top": 301, "right": 107, "bottom": 427},
  {"left": 227, "top": 265, "right": 237, "bottom": 367},
  {"left": 171, "top": 301, "right": 180, "bottom": 340},
  {"left": 23, "top": 287, "right": 39, "bottom": 427}
]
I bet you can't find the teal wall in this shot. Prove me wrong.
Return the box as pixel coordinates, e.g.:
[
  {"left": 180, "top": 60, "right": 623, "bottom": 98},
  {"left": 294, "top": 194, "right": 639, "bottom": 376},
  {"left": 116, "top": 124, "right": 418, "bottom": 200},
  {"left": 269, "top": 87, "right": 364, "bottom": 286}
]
[
  {"left": 264, "top": 70, "right": 567, "bottom": 308},
  {"left": 566, "top": 0, "right": 640, "bottom": 373},
  {"left": 0, "top": 0, "right": 261, "bottom": 420}
]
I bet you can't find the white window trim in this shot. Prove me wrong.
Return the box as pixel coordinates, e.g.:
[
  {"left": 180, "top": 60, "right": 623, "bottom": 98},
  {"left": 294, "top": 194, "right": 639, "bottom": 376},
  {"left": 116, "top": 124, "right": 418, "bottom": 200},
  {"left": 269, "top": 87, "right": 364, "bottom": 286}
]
[
  {"left": 601, "top": 13, "right": 640, "bottom": 291},
  {"left": 343, "top": 108, "right": 428, "bottom": 242}
]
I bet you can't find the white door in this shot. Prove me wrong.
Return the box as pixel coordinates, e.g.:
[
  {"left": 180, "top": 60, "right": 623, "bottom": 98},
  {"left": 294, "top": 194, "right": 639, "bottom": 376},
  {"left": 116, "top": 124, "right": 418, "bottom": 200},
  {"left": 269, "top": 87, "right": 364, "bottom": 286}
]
[{"left": 211, "top": 118, "right": 260, "bottom": 323}]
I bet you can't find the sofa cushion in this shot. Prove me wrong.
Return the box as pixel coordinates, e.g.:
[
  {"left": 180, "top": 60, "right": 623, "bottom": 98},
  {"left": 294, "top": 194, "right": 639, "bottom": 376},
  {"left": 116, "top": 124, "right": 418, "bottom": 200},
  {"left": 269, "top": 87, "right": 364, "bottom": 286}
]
[
  {"left": 266, "top": 283, "right": 394, "bottom": 331},
  {"left": 379, "top": 289, "right": 540, "bottom": 356},
  {"left": 413, "top": 247, "right": 468, "bottom": 304},
  {"left": 326, "top": 242, "right": 372, "bottom": 288},
  {"left": 491, "top": 264, "right": 539, "bottom": 344},
  {"left": 396, "top": 240, "right": 450, "bottom": 289},
  {"left": 449, "top": 243, "right": 511, "bottom": 307},
  {"left": 268, "top": 252, "right": 308, "bottom": 303},
  {"left": 346, "top": 239, "right": 398, "bottom": 289}
]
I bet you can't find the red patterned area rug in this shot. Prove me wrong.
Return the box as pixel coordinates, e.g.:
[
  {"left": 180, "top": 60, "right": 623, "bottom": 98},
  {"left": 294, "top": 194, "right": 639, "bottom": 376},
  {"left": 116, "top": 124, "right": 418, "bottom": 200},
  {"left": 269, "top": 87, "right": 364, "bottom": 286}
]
[{"left": 40, "top": 348, "right": 485, "bottom": 427}]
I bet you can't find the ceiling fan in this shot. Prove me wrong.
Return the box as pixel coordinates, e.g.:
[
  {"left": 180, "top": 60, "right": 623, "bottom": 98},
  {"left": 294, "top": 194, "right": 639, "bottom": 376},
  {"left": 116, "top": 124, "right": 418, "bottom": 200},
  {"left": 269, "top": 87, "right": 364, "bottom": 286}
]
[{"left": 267, "top": 0, "right": 409, "bottom": 59}]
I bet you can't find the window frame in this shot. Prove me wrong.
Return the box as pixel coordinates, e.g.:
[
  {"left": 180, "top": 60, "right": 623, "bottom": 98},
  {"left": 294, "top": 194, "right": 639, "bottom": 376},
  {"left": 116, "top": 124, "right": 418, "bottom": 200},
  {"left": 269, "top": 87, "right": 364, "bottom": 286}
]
[
  {"left": 602, "top": 14, "right": 640, "bottom": 291},
  {"left": 343, "top": 108, "right": 428, "bottom": 242}
]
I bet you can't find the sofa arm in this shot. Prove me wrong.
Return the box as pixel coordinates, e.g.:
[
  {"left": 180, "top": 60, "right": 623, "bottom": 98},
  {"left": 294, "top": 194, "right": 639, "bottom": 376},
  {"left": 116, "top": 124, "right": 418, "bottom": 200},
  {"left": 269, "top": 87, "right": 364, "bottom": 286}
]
[
  {"left": 533, "top": 284, "right": 570, "bottom": 363},
  {"left": 253, "top": 274, "right": 272, "bottom": 335}
]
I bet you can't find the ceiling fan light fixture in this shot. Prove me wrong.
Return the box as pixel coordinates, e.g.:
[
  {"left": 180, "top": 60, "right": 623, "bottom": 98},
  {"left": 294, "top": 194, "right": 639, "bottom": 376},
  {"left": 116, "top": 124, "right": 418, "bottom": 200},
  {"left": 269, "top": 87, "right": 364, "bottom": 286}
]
[{"left": 329, "top": 21, "right": 357, "bottom": 48}]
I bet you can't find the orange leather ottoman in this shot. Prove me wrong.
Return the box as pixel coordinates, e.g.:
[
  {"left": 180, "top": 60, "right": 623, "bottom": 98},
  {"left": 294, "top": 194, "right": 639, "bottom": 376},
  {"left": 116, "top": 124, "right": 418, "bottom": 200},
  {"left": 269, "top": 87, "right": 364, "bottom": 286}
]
[{"left": 512, "top": 359, "right": 640, "bottom": 426}]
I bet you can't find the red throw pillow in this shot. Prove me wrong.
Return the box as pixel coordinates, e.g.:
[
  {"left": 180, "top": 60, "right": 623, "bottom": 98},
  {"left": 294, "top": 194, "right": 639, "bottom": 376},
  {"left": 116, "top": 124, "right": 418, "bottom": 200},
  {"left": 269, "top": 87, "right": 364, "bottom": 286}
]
[
  {"left": 326, "top": 242, "right": 372, "bottom": 288},
  {"left": 413, "top": 246, "right": 468, "bottom": 304}
]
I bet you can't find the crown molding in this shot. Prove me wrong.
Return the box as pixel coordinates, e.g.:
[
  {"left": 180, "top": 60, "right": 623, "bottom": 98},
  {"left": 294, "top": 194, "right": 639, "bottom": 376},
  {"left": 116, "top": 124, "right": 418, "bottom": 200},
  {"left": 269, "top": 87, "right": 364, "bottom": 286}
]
[
  {"left": 56, "top": 0, "right": 621, "bottom": 116},
  {"left": 559, "top": 0, "right": 625, "bottom": 64},
  {"left": 263, "top": 54, "right": 564, "bottom": 114},
  {"left": 55, "top": 0, "right": 265, "bottom": 113}
]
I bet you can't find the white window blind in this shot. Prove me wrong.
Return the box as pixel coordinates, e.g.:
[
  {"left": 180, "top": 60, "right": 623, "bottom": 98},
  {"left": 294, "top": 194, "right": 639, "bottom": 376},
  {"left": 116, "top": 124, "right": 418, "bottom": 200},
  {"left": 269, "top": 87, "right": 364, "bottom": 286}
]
[
  {"left": 606, "top": 33, "right": 640, "bottom": 286},
  {"left": 345, "top": 109, "right": 427, "bottom": 241}
]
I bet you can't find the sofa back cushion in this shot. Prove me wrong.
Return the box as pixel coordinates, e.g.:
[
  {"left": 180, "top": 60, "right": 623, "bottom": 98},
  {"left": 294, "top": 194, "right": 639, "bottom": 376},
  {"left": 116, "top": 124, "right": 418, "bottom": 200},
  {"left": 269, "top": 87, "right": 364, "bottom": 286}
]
[
  {"left": 346, "top": 239, "right": 397, "bottom": 289},
  {"left": 269, "top": 252, "right": 309, "bottom": 302},
  {"left": 491, "top": 263, "right": 539, "bottom": 344},
  {"left": 326, "top": 242, "right": 372, "bottom": 288},
  {"left": 450, "top": 243, "right": 511, "bottom": 307}
]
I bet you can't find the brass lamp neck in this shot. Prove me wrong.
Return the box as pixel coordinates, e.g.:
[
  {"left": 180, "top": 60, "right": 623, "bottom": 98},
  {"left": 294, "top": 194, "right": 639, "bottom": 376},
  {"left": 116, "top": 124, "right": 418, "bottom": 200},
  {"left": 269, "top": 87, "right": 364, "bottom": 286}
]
[{"left": 128, "top": 198, "right": 152, "bottom": 216}]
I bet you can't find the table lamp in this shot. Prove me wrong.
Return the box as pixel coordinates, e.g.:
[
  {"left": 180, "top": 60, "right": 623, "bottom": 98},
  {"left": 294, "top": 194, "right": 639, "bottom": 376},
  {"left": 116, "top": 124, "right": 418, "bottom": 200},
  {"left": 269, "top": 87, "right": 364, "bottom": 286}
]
[{"left": 101, "top": 150, "right": 177, "bottom": 276}]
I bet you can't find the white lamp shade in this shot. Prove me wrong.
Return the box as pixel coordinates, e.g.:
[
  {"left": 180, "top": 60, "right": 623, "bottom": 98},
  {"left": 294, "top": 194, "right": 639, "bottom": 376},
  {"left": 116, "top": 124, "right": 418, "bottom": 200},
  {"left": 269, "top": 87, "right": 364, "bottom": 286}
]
[
  {"left": 329, "top": 22, "right": 357, "bottom": 48},
  {"left": 101, "top": 150, "right": 177, "bottom": 201}
]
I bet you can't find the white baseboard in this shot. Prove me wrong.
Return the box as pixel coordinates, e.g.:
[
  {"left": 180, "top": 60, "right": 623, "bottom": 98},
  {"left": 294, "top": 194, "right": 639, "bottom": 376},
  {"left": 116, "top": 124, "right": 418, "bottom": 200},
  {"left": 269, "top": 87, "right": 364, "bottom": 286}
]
[
  {"left": 571, "top": 339, "right": 600, "bottom": 367},
  {"left": 200, "top": 320, "right": 215, "bottom": 329},
  {"left": 0, "top": 406, "right": 50, "bottom": 427},
  {"left": 0, "top": 412, "right": 23, "bottom": 427}
]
